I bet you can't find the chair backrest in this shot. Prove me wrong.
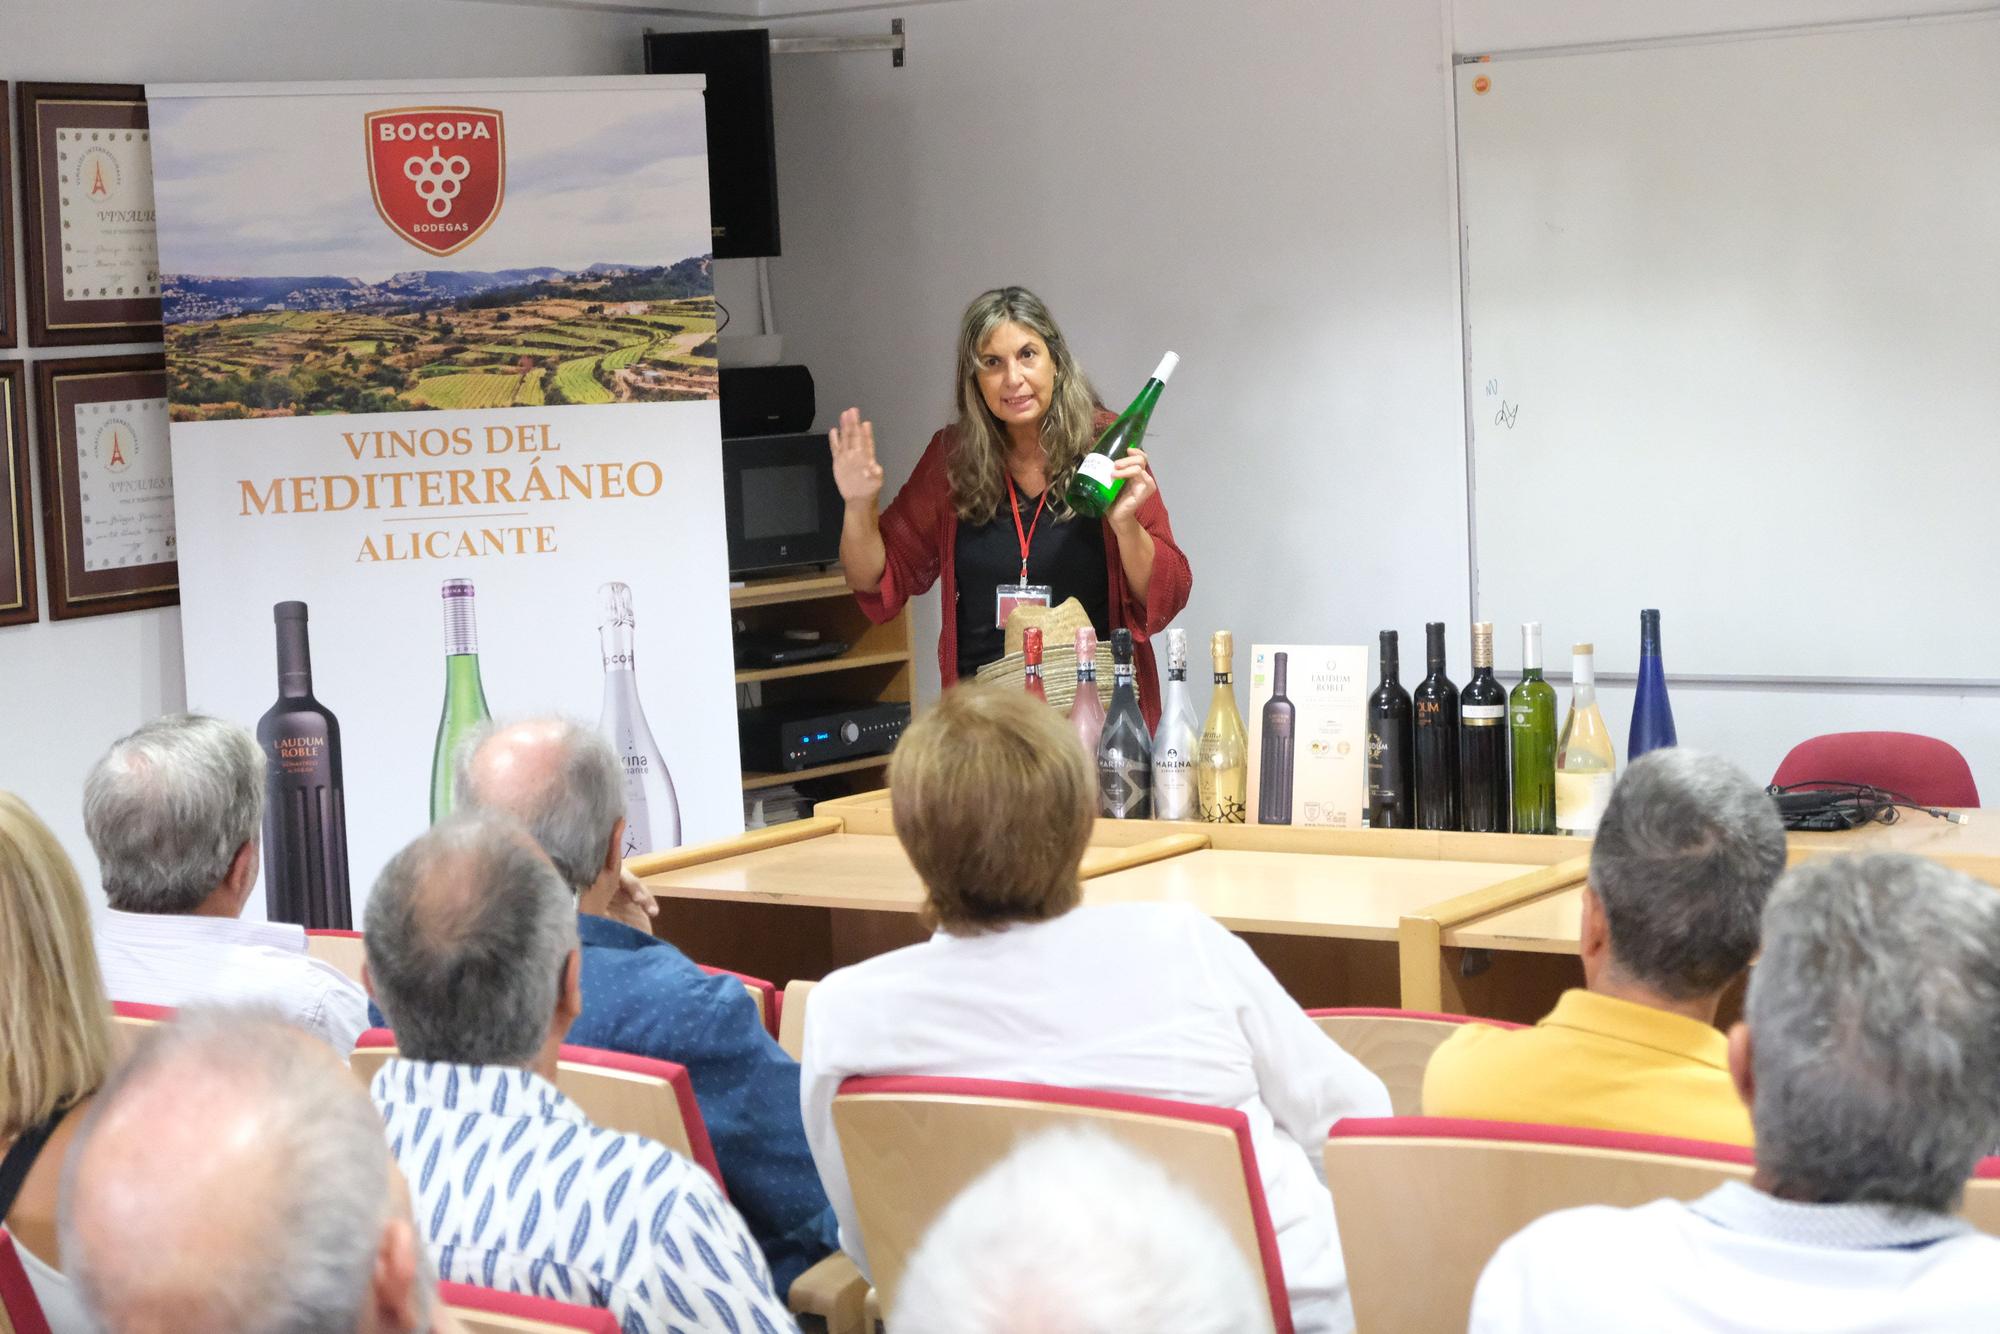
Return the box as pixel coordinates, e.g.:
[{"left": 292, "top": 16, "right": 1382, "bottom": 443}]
[
  {"left": 1771, "top": 731, "right": 1980, "bottom": 808},
  {"left": 1324, "top": 1116, "right": 1753, "bottom": 1334},
  {"left": 0, "top": 1230, "right": 52, "bottom": 1334},
  {"left": 696, "top": 964, "right": 779, "bottom": 1039},
  {"left": 349, "top": 1031, "right": 725, "bottom": 1193},
  {"left": 303, "top": 928, "right": 367, "bottom": 985},
  {"left": 439, "top": 1279, "right": 619, "bottom": 1333},
  {"left": 1304, "top": 1008, "right": 1525, "bottom": 1117},
  {"left": 1964, "top": 1158, "right": 2000, "bottom": 1237},
  {"left": 777, "top": 978, "right": 815, "bottom": 1061},
  {"left": 108, "top": 1000, "right": 174, "bottom": 1058},
  {"left": 832, "top": 1075, "right": 1290, "bottom": 1334}
]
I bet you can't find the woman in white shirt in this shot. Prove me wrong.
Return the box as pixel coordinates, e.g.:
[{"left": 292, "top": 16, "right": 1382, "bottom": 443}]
[{"left": 800, "top": 687, "right": 1390, "bottom": 1334}]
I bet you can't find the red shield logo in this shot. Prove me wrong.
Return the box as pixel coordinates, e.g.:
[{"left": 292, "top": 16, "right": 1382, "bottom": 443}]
[{"left": 364, "top": 107, "right": 505, "bottom": 258}]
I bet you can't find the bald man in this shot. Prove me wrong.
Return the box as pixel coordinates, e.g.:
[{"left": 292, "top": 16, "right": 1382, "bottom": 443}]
[{"left": 59, "top": 1009, "right": 457, "bottom": 1334}]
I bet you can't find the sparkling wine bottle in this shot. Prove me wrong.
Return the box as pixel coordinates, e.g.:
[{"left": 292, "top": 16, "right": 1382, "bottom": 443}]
[
  {"left": 598, "top": 582, "right": 682, "bottom": 856},
  {"left": 429, "top": 578, "right": 492, "bottom": 823},
  {"left": 1257, "top": 651, "right": 1296, "bottom": 825},
  {"left": 257, "top": 601, "right": 351, "bottom": 928},
  {"left": 1023, "top": 626, "right": 1049, "bottom": 704},
  {"left": 1413, "top": 621, "right": 1460, "bottom": 831},
  {"left": 1069, "top": 626, "right": 1106, "bottom": 758},
  {"left": 1097, "top": 628, "right": 1152, "bottom": 819},
  {"left": 1629, "top": 608, "right": 1679, "bottom": 760},
  {"left": 1367, "top": 630, "right": 1415, "bottom": 828},
  {"left": 1509, "top": 622, "right": 1558, "bottom": 835},
  {"left": 1066, "top": 352, "right": 1178, "bottom": 517},
  {"left": 1459, "top": 622, "right": 1510, "bottom": 833},
  {"left": 1557, "top": 642, "right": 1618, "bottom": 835},
  {"left": 1197, "top": 630, "right": 1248, "bottom": 824},
  {"left": 1152, "top": 627, "right": 1201, "bottom": 821}
]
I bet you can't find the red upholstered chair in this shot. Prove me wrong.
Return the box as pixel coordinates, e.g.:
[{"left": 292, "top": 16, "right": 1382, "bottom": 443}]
[
  {"left": 832, "top": 1075, "right": 1293, "bottom": 1334},
  {"left": 0, "top": 1230, "right": 52, "bottom": 1334},
  {"left": 1771, "top": 731, "right": 1979, "bottom": 808},
  {"left": 438, "top": 1280, "right": 619, "bottom": 1332},
  {"left": 696, "top": 964, "right": 780, "bottom": 1040},
  {"left": 303, "top": 928, "right": 367, "bottom": 986},
  {"left": 1304, "top": 1008, "right": 1526, "bottom": 1117},
  {"left": 108, "top": 1000, "right": 175, "bottom": 1057},
  {"left": 1964, "top": 1157, "right": 2000, "bottom": 1238},
  {"left": 1323, "top": 1116, "right": 1754, "bottom": 1333}
]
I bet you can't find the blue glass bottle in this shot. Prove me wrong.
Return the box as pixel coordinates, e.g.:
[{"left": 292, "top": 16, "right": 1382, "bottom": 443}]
[{"left": 1628, "top": 608, "right": 1678, "bottom": 759}]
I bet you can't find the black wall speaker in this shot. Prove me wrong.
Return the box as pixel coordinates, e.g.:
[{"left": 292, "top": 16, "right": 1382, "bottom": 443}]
[
  {"left": 720, "top": 364, "right": 816, "bottom": 438},
  {"left": 645, "top": 29, "right": 781, "bottom": 259}
]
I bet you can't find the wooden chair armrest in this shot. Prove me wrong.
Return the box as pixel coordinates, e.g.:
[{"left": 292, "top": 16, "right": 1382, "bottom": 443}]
[{"left": 787, "top": 1251, "right": 869, "bottom": 1334}]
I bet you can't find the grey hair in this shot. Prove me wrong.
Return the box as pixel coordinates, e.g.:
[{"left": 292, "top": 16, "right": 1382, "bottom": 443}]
[
  {"left": 453, "top": 717, "right": 625, "bottom": 893},
  {"left": 82, "top": 713, "right": 265, "bottom": 914},
  {"left": 1747, "top": 853, "right": 2000, "bottom": 1212},
  {"left": 60, "top": 1009, "right": 430, "bottom": 1333},
  {"left": 889, "top": 1129, "right": 1268, "bottom": 1334},
  {"left": 1588, "top": 747, "right": 1788, "bottom": 999},
  {"left": 364, "top": 810, "right": 579, "bottom": 1066}
]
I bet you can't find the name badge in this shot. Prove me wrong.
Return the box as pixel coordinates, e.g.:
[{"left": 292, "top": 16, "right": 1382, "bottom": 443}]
[{"left": 996, "top": 583, "right": 1053, "bottom": 629}]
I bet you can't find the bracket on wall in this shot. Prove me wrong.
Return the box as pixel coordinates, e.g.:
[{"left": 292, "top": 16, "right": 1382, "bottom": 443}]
[{"left": 770, "top": 18, "right": 905, "bottom": 68}]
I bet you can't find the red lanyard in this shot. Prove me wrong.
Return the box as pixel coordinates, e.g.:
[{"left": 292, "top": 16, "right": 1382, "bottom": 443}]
[{"left": 1007, "top": 478, "right": 1049, "bottom": 585}]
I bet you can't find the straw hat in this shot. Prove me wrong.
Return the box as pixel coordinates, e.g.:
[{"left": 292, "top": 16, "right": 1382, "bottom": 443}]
[{"left": 975, "top": 597, "right": 1114, "bottom": 710}]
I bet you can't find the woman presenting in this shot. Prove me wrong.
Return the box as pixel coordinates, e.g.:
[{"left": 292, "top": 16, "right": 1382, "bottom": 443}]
[{"left": 831, "top": 286, "right": 1192, "bottom": 727}]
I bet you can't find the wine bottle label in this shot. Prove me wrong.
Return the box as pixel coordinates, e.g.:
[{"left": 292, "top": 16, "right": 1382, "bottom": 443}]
[
  {"left": 1462, "top": 704, "right": 1507, "bottom": 725},
  {"left": 1100, "top": 749, "right": 1151, "bottom": 819},
  {"left": 1556, "top": 770, "right": 1615, "bottom": 834},
  {"left": 1076, "top": 453, "right": 1116, "bottom": 487},
  {"left": 1153, "top": 753, "right": 1195, "bottom": 820}
]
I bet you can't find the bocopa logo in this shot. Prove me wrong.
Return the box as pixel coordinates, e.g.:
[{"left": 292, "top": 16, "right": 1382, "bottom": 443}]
[{"left": 363, "top": 107, "right": 506, "bottom": 258}]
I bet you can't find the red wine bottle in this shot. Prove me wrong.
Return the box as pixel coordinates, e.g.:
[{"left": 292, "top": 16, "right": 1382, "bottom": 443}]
[
  {"left": 1256, "top": 651, "right": 1297, "bottom": 824},
  {"left": 1367, "top": 630, "right": 1415, "bottom": 828},
  {"left": 1413, "top": 621, "right": 1460, "bottom": 831},
  {"left": 256, "top": 601, "right": 352, "bottom": 928},
  {"left": 1458, "top": 621, "right": 1510, "bottom": 833}
]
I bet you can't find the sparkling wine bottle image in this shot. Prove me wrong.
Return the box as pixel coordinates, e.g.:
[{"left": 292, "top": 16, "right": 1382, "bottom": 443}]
[
  {"left": 1367, "top": 630, "right": 1415, "bottom": 828},
  {"left": 1066, "top": 352, "right": 1178, "bottom": 517},
  {"left": 1459, "top": 621, "right": 1511, "bottom": 833},
  {"left": 1413, "top": 621, "right": 1461, "bottom": 831},
  {"left": 1257, "top": 651, "right": 1297, "bottom": 825},
  {"left": 598, "top": 581, "right": 682, "bottom": 855},
  {"left": 1197, "top": 630, "right": 1249, "bottom": 824},
  {"left": 1151, "top": 627, "right": 1201, "bottom": 821},
  {"left": 429, "top": 578, "right": 492, "bottom": 824},
  {"left": 1069, "top": 626, "right": 1107, "bottom": 757},
  {"left": 1097, "top": 628, "right": 1153, "bottom": 819},
  {"left": 256, "top": 601, "right": 351, "bottom": 929}
]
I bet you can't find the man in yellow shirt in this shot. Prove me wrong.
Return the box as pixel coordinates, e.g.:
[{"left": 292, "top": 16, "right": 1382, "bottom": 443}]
[{"left": 1422, "top": 748, "right": 1788, "bottom": 1146}]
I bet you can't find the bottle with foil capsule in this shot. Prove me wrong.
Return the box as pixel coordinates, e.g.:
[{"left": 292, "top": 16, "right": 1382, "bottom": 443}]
[
  {"left": 1366, "top": 630, "right": 1414, "bottom": 828},
  {"left": 1068, "top": 626, "right": 1106, "bottom": 758},
  {"left": 598, "top": 581, "right": 682, "bottom": 855},
  {"left": 257, "top": 600, "right": 351, "bottom": 928},
  {"left": 1509, "top": 622, "right": 1558, "bottom": 835},
  {"left": 1257, "top": 651, "right": 1296, "bottom": 825},
  {"left": 429, "top": 578, "right": 492, "bottom": 823},
  {"left": 1151, "top": 627, "right": 1200, "bottom": 820},
  {"left": 1096, "top": 628, "right": 1152, "bottom": 818},
  {"left": 1557, "top": 642, "right": 1618, "bottom": 835},
  {"left": 1412, "top": 621, "right": 1460, "bottom": 830},
  {"left": 1459, "top": 621, "right": 1510, "bottom": 833},
  {"left": 1023, "top": 626, "right": 1049, "bottom": 703},
  {"left": 1196, "top": 630, "right": 1249, "bottom": 824},
  {"left": 1066, "top": 352, "right": 1178, "bottom": 517}
]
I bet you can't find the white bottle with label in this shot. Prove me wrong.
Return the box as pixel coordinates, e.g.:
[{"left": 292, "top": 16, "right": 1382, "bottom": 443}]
[
  {"left": 1151, "top": 627, "right": 1202, "bottom": 820},
  {"left": 597, "top": 581, "right": 682, "bottom": 855},
  {"left": 1555, "top": 641, "right": 1617, "bottom": 835}
]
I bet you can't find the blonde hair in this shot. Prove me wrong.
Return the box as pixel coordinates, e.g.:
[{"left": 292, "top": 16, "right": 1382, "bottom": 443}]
[
  {"left": 890, "top": 685, "right": 1093, "bottom": 934},
  {"left": 0, "top": 792, "right": 114, "bottom": 1136},
  {"left": 946, "top": 287, "right": 1103, "bottom": 525}
]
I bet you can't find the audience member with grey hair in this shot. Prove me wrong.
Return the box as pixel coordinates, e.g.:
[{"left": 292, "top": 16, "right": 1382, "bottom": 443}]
[
  {"left": 1470, "top": 852, "right": 2000, "bottom": 1332},
  {"left": 890, "top": 1129, "right": 1268, "bottom": 1334},
  {"left": 1425, "top": 748, "right": 1787, "bottom": 1145},
  {"left": 452, "top": 719, "right": 841, "bottom": 1294},
  {"left": 82, "top": 713, "right": 368, "bottom": 1051},
  {"left": 363, "top": 813, "right": 798, "bottom": 1334},
  {"left": 59, "top": 1009, "right": 459, "bottom": 1334}
]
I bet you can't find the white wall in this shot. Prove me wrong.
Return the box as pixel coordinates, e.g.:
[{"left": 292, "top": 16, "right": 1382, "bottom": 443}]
[{"left": 0, "top": 0, "right": 649, "bottom": 890}]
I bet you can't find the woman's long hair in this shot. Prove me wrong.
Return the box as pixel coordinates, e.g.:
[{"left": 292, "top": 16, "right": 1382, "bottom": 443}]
[{"left": 946, "top": 287, "right": 1102, "bottom": 525}]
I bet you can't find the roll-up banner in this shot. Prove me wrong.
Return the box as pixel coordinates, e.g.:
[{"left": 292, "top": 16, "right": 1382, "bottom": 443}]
[{"left": 148, "top": 77, "right": 740, "bottom": 925}]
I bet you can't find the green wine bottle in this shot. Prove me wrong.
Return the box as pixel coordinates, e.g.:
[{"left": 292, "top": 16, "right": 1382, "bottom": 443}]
[
  {"left": 1065, "top": 351, "right": 1179, "bottom": 517},
  {"left": 429, "top": 577, "right": 493, "bottom": 823},
  {"left": 1509, "top": 621, "right": 1558, "bottom": 834}
]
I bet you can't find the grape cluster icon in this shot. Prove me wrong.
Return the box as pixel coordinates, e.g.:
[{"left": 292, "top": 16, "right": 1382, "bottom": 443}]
[{"left": 403, "top": 148, "right": 470, "bottom": 218}]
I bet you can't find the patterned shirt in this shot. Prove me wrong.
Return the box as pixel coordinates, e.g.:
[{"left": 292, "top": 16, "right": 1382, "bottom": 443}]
[{"left": 371, "top": 1058, "right": 798, "bottom": 1334}]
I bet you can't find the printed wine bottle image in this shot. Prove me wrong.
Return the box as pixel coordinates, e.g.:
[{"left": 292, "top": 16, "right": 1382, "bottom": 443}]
[
  {"left": 429, "top": 578, "right": 492, "bottom": 824},
  {"left": 256, "top": 601, "right": 351, "bottom": 929},
  {"left": 1557, "top": 642, "right": 1618, "bottom": 835},
  {"left": 1097, "top": 628, "right": 1153, "bottom": 819},
  {"left": 1197, "top": 630, "right": 1249, "bottom": 824},
  {"left": 1367, "top": 630, "right": 1415, "bottom": 828},
  {"left": 1068, "top": 626, "right": 1107, "bottom": 757},
  {"left": 1459, "top": 621, "right": 1510, "bottom": 833},
  {"left": 1023, "top": 627, "right": 1049, "bottom": 704},
  {"left": 1151, "top": 627, "right": 1201, "bottom": 821},
  {"left": 1066, "top": 352, "right": 1178, "bottom": 517},
  {"left": 1412, "top": 621, "right": 1461, "bottom": 831},
  {"left": 1509, "top": 622, "right": 1559, "bottom": 835},
  {"left": 1257, "top": 651, "right": 1296, "bottom": 825},
  {"left": 599, "top": 581, "right": 682, "bottom": 855},
  {"left": 1629, "top": 607, "right": 1679, "bottom": 760}
]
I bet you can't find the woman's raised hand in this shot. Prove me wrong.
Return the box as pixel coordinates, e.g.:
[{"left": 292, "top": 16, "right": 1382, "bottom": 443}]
[{"left": 829, "top": 407, "right": 885, "bottom": 506}]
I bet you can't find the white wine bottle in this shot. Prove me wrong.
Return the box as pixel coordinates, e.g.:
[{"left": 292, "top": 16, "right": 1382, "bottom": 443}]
[
  {"left": 1151, "top": 628, "right": 1201, "bottom": 820},
  {"left": 1556, "top": 641, "right": 1617, "bottom": 835},
  {"left": 1196, "top": 630, "right": 1248, "bottom": 824},
  {"left": 429, "top": 578, "right": 492, "bottom": 824},
  {"left": 598, "top": 582, "right": 682, "bottom": 855},
  {"left": 1066, "top": 352, "right": 1178, "bottom": 517}
]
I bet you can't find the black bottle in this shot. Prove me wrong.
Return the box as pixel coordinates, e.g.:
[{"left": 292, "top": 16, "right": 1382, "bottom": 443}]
[
  {"left": 1367, "top": 631, "right": 1415, "bottom": 828},
  {"left": 256, "top": 601, "right": 352, "bottom": 928},
  {"left": 1413, "top": 621, "right": 1460, "bottom": 831}
]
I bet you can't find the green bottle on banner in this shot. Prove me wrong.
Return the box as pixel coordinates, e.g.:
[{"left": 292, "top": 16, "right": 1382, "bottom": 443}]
[
  {"left": 1065, "top": 352, "right": 1179, "bottom": 517},
  {"left": 429, "top": 577, "right": 493, "bottom": 823}
]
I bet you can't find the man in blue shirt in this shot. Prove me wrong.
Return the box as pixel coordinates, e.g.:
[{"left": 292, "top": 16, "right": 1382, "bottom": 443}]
[{"left": 452, "top": 717, "right": 840, "bottom": 1295}]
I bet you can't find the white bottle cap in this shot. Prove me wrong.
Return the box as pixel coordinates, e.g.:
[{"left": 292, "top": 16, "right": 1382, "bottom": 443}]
[{"left": 1151, "top": 351, "right": 1180, "bottom": 385}]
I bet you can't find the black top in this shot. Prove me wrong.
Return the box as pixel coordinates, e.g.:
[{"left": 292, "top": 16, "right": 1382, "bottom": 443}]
[
  {"left": 954, "top": 480, "right": 1110, "bottom": 676},
  {"left": 0, "top": 1099, "right": 78, "bottom": 1221}
]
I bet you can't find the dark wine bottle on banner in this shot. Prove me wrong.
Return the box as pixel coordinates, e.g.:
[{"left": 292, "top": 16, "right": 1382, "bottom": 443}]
[
  {"left": 1459, "top": 621, "right": 1510, "bottom": 833},
  {"left": 256, "top": 601, "right": 352, "bottom": 929},
  {"left": 1629, "top": 608, "right": 1679, "bottom": 760},
  {"left": 1367, "top": 630, "right": 1415, "bottom": 828},
  {"left": 1097, "top": 628, "right": 1153, "bottom": 819},
  {"left": 1413, "top": 621, "right": 1461, "bottom": 831},
  {"left": 1257, "top": 651, "right": 1296, "bottom": 825}
]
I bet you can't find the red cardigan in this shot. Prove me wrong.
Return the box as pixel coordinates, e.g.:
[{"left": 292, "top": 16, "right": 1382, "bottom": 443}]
[{"left": 853, "top": 421, "right": 1193, "bottom": 728}]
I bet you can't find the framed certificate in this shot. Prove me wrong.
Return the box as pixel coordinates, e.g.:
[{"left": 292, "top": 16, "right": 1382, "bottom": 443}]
[
  {"left": 16, "top": 82, "right": 162, "bottom": 346},
  {"left": 35, "top": 356, "right": 177, "bottom": 619},
  {"left": 0, "top": 363, "right": 34, "bottom": 626},
  {"left": 0, "top": 84, "right": 16, "bottom": 349}
]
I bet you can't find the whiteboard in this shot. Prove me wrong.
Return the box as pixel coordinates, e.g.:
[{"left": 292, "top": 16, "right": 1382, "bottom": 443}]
[{"left": 1457, "top": 14, "right": 2000, "bottom": 681}]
